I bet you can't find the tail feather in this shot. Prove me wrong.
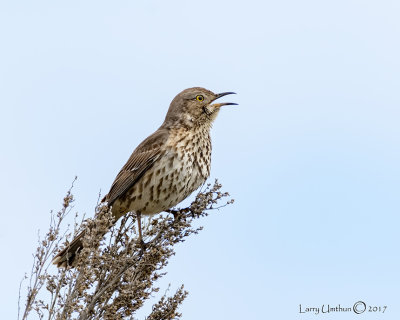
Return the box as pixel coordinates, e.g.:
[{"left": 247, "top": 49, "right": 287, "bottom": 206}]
[{"left": 52, "top": 230, "right": 85, "bottom": 268}]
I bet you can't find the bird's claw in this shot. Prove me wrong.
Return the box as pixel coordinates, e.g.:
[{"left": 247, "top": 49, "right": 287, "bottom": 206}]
[{"left": 138, "top": 239, "right": 147, "bottom": 249}]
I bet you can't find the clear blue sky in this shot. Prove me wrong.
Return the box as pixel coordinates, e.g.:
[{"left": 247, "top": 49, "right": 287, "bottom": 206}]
[{"left": 1, "top": 1, "right": 399, "bottom": 319}]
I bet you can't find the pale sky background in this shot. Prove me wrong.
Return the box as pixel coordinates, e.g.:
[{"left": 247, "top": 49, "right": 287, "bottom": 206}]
[{"left": 1, "top": 1, "right": 400, "bottom": 319}]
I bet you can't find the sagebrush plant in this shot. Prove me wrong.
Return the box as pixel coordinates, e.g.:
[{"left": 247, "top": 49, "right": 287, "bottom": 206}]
[{"left": 19, "top": 178, "right": 233, "bottom": 320}]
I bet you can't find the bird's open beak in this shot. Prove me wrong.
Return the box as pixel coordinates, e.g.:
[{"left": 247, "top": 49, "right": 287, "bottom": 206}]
[{"left": 212, "top": 92, "right": 238, "bottom": 107}]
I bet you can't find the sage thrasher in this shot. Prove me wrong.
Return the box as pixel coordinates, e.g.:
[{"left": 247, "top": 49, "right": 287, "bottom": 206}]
[{"left": 53, "top": 87, "right": 236, "bottom": 267}]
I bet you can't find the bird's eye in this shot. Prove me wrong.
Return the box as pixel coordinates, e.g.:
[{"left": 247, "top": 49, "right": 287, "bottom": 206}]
[{"left": 196, "top": 95, "right": 204, "bottom": 102}]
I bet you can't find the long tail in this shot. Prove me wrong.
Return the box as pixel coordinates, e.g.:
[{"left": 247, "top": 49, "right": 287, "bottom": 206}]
[
  {"left": 52, "top": 207, "right": 142, "bottom": 268},
  {"left": 52, "top": 230, "right": 86, "bottom": 268}
]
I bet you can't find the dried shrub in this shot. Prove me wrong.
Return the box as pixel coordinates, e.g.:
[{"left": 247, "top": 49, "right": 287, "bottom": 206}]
[{"left": 19, "top": 178, "right": 233, "bottom": 320}]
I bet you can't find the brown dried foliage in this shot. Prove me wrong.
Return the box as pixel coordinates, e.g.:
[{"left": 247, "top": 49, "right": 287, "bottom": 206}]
[{"left": 19, "top": 178, "right": 233, "bottom": 320}]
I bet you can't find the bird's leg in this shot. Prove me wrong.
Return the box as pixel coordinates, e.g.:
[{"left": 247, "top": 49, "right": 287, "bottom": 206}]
[{"left": 136, "top": 211, "right": 145, "bottom": 247}]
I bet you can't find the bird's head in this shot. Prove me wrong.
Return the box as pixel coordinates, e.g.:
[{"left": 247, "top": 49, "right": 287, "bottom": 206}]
[{"left": 163, "top": 87, "right": 237, "bottom": 129}]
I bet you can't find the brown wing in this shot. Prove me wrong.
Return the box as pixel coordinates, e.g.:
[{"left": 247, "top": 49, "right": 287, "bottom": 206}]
[{"left": 105, "top": 128, "right": 169, "bottom": 205}]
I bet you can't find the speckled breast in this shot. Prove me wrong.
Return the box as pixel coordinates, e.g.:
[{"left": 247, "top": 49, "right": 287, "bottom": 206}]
[{"left": 113, "top": 127, "right": 212, "bottom": 216}]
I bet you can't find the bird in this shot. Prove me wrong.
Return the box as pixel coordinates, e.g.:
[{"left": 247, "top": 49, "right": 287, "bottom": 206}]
[{"left": 52, "top": 87, "right": 237, "bottom": 267}]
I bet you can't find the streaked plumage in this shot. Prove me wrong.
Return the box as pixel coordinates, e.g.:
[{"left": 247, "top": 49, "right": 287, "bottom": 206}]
[{"left": 53, "top": 87, "right": 236, "bottom": 267}]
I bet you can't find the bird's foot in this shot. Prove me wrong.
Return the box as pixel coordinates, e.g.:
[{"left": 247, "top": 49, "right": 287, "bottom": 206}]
[
  {"left": 137, "top": 238, "right": 147, "bottom": 249},
  {"left": 167, "top": 208, "right": 190, "bottom": 220},
  {"left": 166, "top": 209, "right": 181, "bottom": 220}
]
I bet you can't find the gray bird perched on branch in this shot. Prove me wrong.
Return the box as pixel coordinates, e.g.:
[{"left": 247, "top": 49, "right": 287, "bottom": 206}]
[{"left": 53, "top": 87, "right": 237, "bottom": 267}]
